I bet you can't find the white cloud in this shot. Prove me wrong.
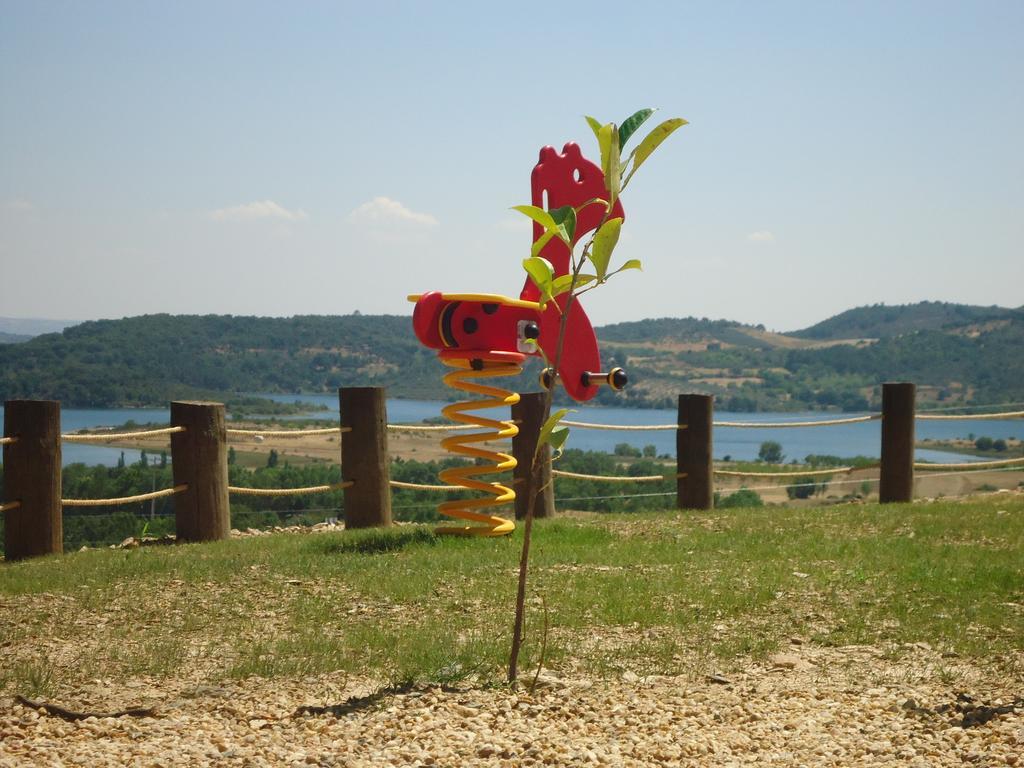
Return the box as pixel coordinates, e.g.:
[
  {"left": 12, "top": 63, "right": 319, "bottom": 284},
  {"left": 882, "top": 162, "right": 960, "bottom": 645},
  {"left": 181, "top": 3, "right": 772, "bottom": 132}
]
[
  {"left": 747, "top": 230, "right": 776, "bottom": 243},
  {"left": 349, "top": 196, "right": 438, "bottom": 227},
  {"left": 209, "top": 200, "right": 308, "bottom": 223}
]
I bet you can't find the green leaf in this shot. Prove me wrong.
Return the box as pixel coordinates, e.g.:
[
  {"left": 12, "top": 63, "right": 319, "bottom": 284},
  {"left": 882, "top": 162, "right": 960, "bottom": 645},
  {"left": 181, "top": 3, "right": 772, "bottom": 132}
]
[
  {"left": 599, "top": 123, "right": 621, "bottom": 208},
  {"left": 551, "top": 273, "right": 597, "bottom": 297},
  {"left": 590, "top": 218, "right": 623, "bottom": 280},
  {"left": 549, "top": 205, "right": 576, "bottom": 244},
  {"left": 547, "top": 425, "right": 569, "bottom": 456},
  {"left": 618, "top": 108, "right": 655, "bottom": 149},
  {"left": 584, "top": 115, "right": 603, "bottom": 142},
  {"left": 632, "top": 118, "right": 688, "bottom": 173},
  {"left": 619, "top": 258, "right": 643, "bottom": 272},
  {"left": 595, "top": 122, "right": 612, "bottom": 182},
  {"left": 512, "top": 205, "right": 557, "bottom": 232},
  {"left": 530, "top": 228, "right": 556, "bottom": 258},
  {"left": 537, "top": 408, "right": 571, "bottom": 457},
  {"left": 522, "top": 256, "right": 555, "bottom": 301}
]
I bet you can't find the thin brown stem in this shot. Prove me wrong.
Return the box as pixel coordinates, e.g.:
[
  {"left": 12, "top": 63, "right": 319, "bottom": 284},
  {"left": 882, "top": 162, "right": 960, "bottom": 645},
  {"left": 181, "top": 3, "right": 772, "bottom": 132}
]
[
  {"left": 528, "top": 593, "right": 550, "bottom": 695},
  {"left": 508, "top": 204, "right": 615, "bottom": 685}
]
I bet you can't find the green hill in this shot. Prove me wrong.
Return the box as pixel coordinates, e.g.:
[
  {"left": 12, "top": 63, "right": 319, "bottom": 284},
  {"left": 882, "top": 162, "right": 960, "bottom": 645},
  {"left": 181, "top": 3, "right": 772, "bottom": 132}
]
[
  {"left": 0, "top": 314, "right": 449, "bottom": 407},
  {"left": 1, "top": 308, "right": 1022, "bottom": 412},
  {"left": 787, "top": 301, "right": 1022, "bottom": 340}
]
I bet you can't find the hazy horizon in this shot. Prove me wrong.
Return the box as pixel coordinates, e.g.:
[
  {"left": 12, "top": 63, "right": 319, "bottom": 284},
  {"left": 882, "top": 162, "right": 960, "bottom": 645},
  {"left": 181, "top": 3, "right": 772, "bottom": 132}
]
[{"left": 3, "top": 296, "right": 1023, "bottom": 338}]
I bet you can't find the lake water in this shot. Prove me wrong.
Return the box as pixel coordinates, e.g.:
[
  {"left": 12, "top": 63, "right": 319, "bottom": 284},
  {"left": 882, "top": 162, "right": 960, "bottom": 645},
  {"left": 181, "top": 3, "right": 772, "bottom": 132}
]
[{"left": 1, "top": 397, "right": 1020, "bottom": 467}]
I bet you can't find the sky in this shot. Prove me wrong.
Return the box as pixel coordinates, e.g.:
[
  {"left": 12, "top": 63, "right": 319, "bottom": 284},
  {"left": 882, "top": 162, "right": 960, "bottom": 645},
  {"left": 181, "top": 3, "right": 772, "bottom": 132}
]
[{"left": 1, "top": 1, "right": 1022, "bottom": 332}]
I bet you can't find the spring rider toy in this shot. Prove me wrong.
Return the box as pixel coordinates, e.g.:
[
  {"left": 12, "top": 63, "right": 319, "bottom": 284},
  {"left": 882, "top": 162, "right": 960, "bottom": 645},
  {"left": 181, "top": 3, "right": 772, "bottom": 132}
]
[{"left": 410, "top": 142, "right": 628, "bottom": 536}]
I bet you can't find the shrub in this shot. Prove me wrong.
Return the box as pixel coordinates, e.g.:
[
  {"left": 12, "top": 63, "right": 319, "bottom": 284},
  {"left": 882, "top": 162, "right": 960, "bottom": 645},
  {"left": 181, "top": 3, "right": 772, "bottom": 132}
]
[
  {"left": 787, "top": 476, "right": 825, "bottom": 500},
  {"left": 717, "top": 488, "right": 764, "bottom": 508}
]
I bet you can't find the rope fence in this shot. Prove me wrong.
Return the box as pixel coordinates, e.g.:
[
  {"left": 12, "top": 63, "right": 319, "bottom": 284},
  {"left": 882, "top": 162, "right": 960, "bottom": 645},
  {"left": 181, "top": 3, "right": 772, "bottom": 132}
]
[
  {"left": 713, "top": 465, "right": 865, "bottom": 478},
  {"left": 228, "top": 481, "right": 353, "bottom": 496},
  {"left": 916, "top": 400, "right": 1024, "bottom": 414},
  {"left": 5, "top": 386, "right": 1024, "bottom": 561},
  {"left": 389, "top": 480, "right": 459, "bottom": 491},
  {"left": 555, "top": 463, "right": 1024, "bottom": 503},
  {"left": 62, "top": 485, "right": 188, "bottom": 508},
  {"left": 551, "top": 469, "right": 682, "bottom": 483},
  {"left": 917, "top": 410, "right": 1024, "bottom": 421},
  {"left": 561, "top": 420, "right": 682, "bottom": 431},
  {"left": 61, "top": 427, "right": 185, "bottom": 443},
  {"left": 914, "top": 456, "right": 1024, "bottom": 471},
  {"left": 226, "top": 426, "right": 349, "bottom": 438},
  {"left": 386, "top": 423, "right": 478, "bottom": 432},
  {"left": 713, "top": 414, "right": 881, "bottom": 428},
  {"left": 712, "top": 475, "right": 881, "bottom": 495}
]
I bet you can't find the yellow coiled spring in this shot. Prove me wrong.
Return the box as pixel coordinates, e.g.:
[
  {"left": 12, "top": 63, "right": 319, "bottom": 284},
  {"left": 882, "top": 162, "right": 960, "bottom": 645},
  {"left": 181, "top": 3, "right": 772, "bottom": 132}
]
[{"left": 437, "top": 356, "right": 522, "bottom": 537}]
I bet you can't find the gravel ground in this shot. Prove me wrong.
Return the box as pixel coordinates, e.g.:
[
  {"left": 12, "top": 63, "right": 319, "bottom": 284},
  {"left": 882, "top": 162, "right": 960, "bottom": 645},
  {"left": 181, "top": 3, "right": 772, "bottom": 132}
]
[{"left": 2, "top": 645, "right": 1021, "bottom": 767}]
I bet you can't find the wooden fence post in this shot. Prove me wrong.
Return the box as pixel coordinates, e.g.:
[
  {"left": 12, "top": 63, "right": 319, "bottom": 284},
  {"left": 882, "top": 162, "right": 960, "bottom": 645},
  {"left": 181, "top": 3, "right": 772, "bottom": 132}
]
[
  {"left": 340, "top": 387, "right": 392, "bottom": 528},
  {"left": 2, "top": 400, "right": 62, "bottom": 560},
  {"left": 512, "top": 392, "right": 555, "bottom": 520},
  {"left": 677, "top": 394, "right": 714, "bottom": 510},
  {"left": 170, "top": 401, "right": 230, "bottom": 542},
  {"left": 879, "top": 382, "right": 916, "bottom": 503}
]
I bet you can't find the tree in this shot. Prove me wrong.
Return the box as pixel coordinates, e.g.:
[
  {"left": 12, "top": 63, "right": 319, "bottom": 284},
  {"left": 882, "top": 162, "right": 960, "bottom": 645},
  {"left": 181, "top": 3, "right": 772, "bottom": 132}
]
[
  {"left": 508, "top": 108, "right": 687, "bottom": 685},
  {"left": 642, "top": 444, "right": 657, "bottom": 458},
  {"left": 139, "top": 450, "right": 148, "bottom": 468},
  {"left": 992, "top": 438, "right": 1007, "bottom": 452},
  {"left": 975, "top": 436, "right": 994, "bottom": 451},
  {"left": 614, "top": 442, "right": 642, "bottom": 458},
  {"left": 159, "top": 451, "right": 168, "bottom": 468},
  {"left": 267, "top": 449, "right": 279, "bottom": 468},
  {"left": 228, "top": 446, "right": 237, "bottom": 465},
  {"left": 787, "top": 477, "right": 821, "bottom": 500},
  {"left": 758, "top": 440, "right": 784, "bottom": 463}
]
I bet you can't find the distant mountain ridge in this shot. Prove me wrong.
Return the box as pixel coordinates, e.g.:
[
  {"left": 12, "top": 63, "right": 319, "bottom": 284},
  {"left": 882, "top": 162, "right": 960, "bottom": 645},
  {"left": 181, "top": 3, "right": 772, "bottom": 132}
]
[
  {"left": 0, "top": 303, "right": 1021, "bottom": 412},
  {"left": 0, "top": 332, "right": 32, "bottom": 344},
  {"left": 787, "top": 301, "right": 1023, "bottom": 341},
  {"left": 0, "top": 317, "right": 80, "bottom": 338}
]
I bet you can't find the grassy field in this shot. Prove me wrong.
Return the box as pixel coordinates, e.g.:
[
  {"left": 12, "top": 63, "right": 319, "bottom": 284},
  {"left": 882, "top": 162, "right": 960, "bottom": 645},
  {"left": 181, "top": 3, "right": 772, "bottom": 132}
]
[{"left": 1, "top": 496, "right": 1021, "bottom": 698}]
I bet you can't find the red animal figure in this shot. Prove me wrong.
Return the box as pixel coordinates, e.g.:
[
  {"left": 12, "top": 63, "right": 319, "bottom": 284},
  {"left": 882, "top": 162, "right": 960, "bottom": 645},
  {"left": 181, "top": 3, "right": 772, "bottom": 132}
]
[{"left": 411, "top": 142, "right": 627, "bottom": 402}]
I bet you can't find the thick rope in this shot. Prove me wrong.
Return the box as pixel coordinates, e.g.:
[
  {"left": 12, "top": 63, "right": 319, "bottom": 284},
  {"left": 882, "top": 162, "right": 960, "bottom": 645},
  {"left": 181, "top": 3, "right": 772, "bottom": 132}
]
[
  {"left": 389, "top": 480, "right": 460, "bottom": 491},
  {"left": 228, "top": 481, "right": 353, "bottom": 496},
  {"left": 0, "top": 500, "right": 22, "bottom": 513},
  {"left": 712, "top": 475, "right": 879, "bottom": 494},
  {"left": 386, "top": 423, "right": 478, "bottom": 432},
  {"left": 713, "top": 414, "right": 881, "bottom": 428},
  {"left": 226, "top": 427, "right": 349, "bottom": 437},
  {"left": 914, "top": 457, "right": 1024, "bottom": 471},
  {"left": 560, "top": 420, "right": 683, "bottom": 431},
  {"left": 917, "top": 401, "right": 1024, "bottom": 414},
  {"left": 558, "top": 464, "right": 1024, "bottom": 502},
  {"left": 62, "top": 427, "right": 185, "bottom": 443},
  {"left": 0, "top": 436, "right": 16, "bottom": 446},
  {"left": 62, "top": 485, "right": 188, "bottom": 507},
  {"left": 551, "top": 469, "right": 680, "bottom": 482},
  {"left": 917, "top": 410, "right": 1024, "bottom": 421},
  {"left": 714, "top": 466, "right": 865, "bottom": 478}
]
